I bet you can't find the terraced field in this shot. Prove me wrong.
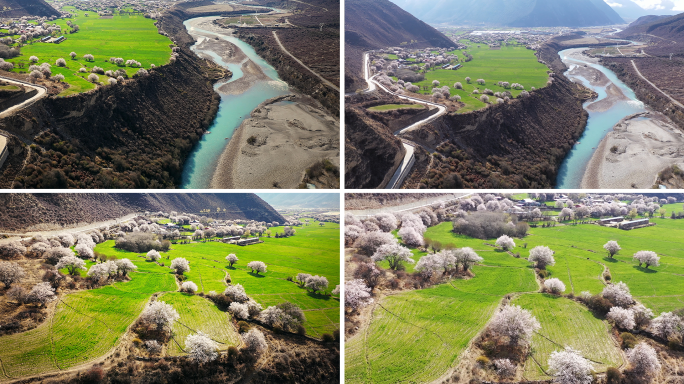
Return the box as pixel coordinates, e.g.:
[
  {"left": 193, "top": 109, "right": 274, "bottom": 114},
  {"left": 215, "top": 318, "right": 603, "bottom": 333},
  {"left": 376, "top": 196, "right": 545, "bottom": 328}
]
[
  {"left": 0, "top": 219, "right": 339, "bottom": 380},
  {"left": 346, "top": 266, "right": 537, "bottom": 383},
  {"left": 515, "top": 294, "right": 625, "bottom": 380},
  {"left": 414, "top": 219, "right": 684, "bottom": 314},
  {"left": 95, "top": 219, "right": 341, "bottom": 337},
  {"left": 349, "top": 216, "right": 684, "bottom": 383},
  {"left": 0, "top": 270, "right": 176, "bottom": 378},
  {"left": 161, "top": 293, "right": 240, "bottom": 356}
]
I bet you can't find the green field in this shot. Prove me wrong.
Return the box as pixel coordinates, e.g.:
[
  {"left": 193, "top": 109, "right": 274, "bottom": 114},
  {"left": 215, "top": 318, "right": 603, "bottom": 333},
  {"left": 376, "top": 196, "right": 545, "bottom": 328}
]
[
  {"left": 0, "top": 219, "right": 338, "bottom": 379},
  {"left": 161, "top": 293, "right": 240, "bottom": 356},
  {"left": 350, "top": 215, "right": 684, "bottom": 383},
  {"left": 7, "top": 6, "right": 172, "bottom": 96},
  {"left": 407, "top": 41, "right": 549, "bottom": 113},
  {"left": 0, "top": 268, "right": 176, "bottom": 378},
  {"left": 367, "top": 104, "right": 425, "bottom": 111},
  {"left": 515, "top": 294, "right": 624, "bottom": 380},
  {"left": 95, "top": 219, "right": 340, "bottom": 338},
  {"left": 346, "top": 262, "right": 537, "bottom": 383}
]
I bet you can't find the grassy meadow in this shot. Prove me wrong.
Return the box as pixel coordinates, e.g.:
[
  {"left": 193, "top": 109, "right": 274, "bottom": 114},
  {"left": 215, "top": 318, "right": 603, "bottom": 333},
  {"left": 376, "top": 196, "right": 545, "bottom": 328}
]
[
  {"left": 0, "top": 219, "right": 339, "bottom": 379},
  {"left": 349, "top": 214, "right": 684, "bottom": 383},
  {"left": 390, "top": 40, "right": 549, "bottom": 113},
  {"left": 347, "top": 257, "right": 537, "bottom": 383},
  {"left": 95, "top": 219, "right": 341, "bottom": 338},
  {"left": 8, "top": 6, "right": 172, "bottom": 96},
  {"left": 0, "top": 267, "right": 176, "bottom": 377}
]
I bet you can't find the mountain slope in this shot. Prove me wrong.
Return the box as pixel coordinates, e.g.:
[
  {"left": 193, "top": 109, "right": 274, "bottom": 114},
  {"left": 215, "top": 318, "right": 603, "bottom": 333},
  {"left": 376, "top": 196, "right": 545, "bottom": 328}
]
[
  {"left": 605, "top": 0, "right": 680, "bottom": 22},
  {"left": 0, "top": 193, "right": 285, "bottom": 232},
  {"left": 0, "top": 0, "right": 60, "bottom": 17},
  {"left": 345, "top": 0, "right": 453, "bottom": 92},
  {"left": 388, "top": 0, "right": 624, "bottom": 27},
  {"left": 628, "top": 14, "right": 672, "bottom": 28},
  {"left": 618, "top": 12, "right": 684, "bottom": 41},
  {"left": 257, "top": 193, "right": 340, "bottom": 209}
]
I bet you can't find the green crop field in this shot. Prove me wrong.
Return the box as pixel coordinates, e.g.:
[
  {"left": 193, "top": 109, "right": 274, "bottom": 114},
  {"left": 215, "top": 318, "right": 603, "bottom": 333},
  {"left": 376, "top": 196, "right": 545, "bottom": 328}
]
[
  {"left": 95, "top": 219, "right": 340, "bottom": 338},
  {"left": 515, "top": 294, "right": 624, "bottom": 380},
  {"left": 350, "top": 215, "right": 684, "bottom": 383},
  {"left": 0, "top": 269, "right": 176, "bottom": 378},
  {"left": 407, "top": 41, "right": 549, "bottom": 113},
  {"left": 346, "top": 263, "right": 537, "bottom": 383},
  {"left": 0, "top": 219, "right": 338, "bottom": 379},
  {"left": 7, "top": 6, "right": 172, "bottom": 96},
  {"left": 160, "top": 293, "right": 240, "bottom": 356}
]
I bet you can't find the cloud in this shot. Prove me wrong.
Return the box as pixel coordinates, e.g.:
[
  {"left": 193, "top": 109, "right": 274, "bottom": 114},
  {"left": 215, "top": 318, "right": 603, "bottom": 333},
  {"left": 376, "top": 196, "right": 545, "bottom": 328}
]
[
  {"left": 631, "top": 0, "right": 665, "bottom": 9},
  {"left": 606, "top": 0, "right": 623, "bottom": 6}
]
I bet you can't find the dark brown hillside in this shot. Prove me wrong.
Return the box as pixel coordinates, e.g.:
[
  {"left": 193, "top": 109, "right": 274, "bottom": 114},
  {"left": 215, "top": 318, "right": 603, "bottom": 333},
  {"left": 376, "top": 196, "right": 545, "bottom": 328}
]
[
  {"left": 0, "top": 5, "right": 230, "bottom": 189},
  {"left": 0, "top": 193, "right": 285, "bottom": 232},
  {"left": 0, "top": 0, "right": 59, "bottom": 17},
  {"left": 344, "top": 0, "right": 453, "bottom": 93},
  {"left": 618, "top": 12, "right": 684, "bottom": 57}
]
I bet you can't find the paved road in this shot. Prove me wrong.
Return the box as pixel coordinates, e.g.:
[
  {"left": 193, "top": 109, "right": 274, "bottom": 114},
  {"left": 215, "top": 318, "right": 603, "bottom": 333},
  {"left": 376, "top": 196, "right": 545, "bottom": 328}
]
[
  {"left": 0, "top": 213, "right": 140, "bottom": 244},
  {"left": 360, "top": 52, "right": 447, "bottom": 188},
  {"left": 631, "top": 59, "right": 684, "bottom": 109},
  {"left": 272, "top": 30, "right": 339, "bottom": 92},
  {"left": 348, "top": 193, "right": 472, "bottom": 217},
  {"left": 0, "top": 75, "right": 48, "bottom": 119}
]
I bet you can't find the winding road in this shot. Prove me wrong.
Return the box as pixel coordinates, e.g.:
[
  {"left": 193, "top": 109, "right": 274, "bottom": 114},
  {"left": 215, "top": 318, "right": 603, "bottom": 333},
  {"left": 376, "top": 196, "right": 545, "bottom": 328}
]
[
  {"left": 631, "top": 59, "right": 684, "bottom": 109},
  {"left": 272, "top": 30, "right": 339, "bottom": 92},
  {"left": 0, "top": 75, "right": 48, "bottom": 119},
  {"left": 360, "top": 52, "right": 447, "bottom": 189}
]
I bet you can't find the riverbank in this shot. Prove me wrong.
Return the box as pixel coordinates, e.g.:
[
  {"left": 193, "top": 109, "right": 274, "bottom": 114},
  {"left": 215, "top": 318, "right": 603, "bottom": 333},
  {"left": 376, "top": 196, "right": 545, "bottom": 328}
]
[
  {"left": 580, "top": 111, "right": 684, "bottom": 188},
  {"left": 211, "top": 94, "right": 340, "bottom": 189},
  {"left": 183, "top": 16, "right": 339, "bottom": 189}
]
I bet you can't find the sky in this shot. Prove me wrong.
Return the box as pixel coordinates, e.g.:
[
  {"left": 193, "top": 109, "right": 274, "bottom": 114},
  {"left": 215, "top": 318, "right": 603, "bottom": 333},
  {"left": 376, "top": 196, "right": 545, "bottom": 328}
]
[{"left": 608, "top": 0, "right": 684, "bottom": 11}]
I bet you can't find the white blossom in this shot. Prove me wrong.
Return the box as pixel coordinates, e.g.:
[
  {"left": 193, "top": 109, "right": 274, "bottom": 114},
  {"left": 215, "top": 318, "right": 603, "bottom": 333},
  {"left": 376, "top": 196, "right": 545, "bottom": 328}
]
[
  {"left": 186, "top": 331, "right": 218, "bottom": 363},
  {"left": 607, "top": 306, "right": 635, "bottom": 330},
  {"left": 528, "top": 246, "right": 555, "bottom": 269},
  {"left": 247, "top": 261, "right": 267, "bottom": 275},
  {"left": 544, "top": 278, "right": 566, "bottom": 294},
  {"left": 0, "top": 261, "right": 25, "bottom": 287},
  {"left": 548, "top": 347, "right": 593, "bottom": 384},
  {"left": 140, "top": 300, "right": 179, "bottom": 331},
  {"left": 56, "top": 255, "right": 86, "bottom": 275},
  {"left": 182, "top": 281, "right": 198, "bottom": 293},
  {"left": 345, "top": 279, "right": 373, "bottom": 311},
  {"left": 488, "top": 305, "right": 540, "bottom": 345},
  {"left": 171, "top": 258, "right": 190, "bottom": 274},
  {"left": 495, "top": 235, "right": 516, "bottom": 251}
]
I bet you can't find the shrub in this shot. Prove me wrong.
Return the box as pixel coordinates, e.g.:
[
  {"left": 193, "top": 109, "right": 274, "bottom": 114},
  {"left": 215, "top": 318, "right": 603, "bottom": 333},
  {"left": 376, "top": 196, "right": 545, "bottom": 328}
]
[
  {"left": 116, "top": 232, "right": 168, "bottom": 253},
  {"left": 322, "top": 333, "right": 334, "bottom": 342},
  {"left": 620, "top": 332, "right": 637, "bottom": 349},
  {"left": 476, "top": 355, "right": 490, "bottom": 366},
  {"left": 606, "top": 367, "right": 621, "bottom": 384}
]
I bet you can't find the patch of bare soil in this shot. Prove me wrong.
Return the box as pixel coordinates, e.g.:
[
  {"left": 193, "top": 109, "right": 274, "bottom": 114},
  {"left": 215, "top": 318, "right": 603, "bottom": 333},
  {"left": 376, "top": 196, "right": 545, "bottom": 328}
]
[
  {"left": 211, "top": 94, "right": 339, "bottom": 189},
  {"left": 581, "top": 111, "right": 684, "bottom": 189}
]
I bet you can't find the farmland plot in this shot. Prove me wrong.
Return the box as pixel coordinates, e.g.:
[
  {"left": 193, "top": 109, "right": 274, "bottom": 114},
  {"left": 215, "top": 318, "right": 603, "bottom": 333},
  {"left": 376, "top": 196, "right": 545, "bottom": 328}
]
[
  {"left": 346, "top": 266, "right": 536, "bottom": 383},
  {"left": 515, "top": 294, "right": 625, "bottom": 380},
  {"left": 161, "top": 293, "right": 240, "bottom": 356},
  {"left": 0, "top": 271, "right": 176, "bottom": 378}
]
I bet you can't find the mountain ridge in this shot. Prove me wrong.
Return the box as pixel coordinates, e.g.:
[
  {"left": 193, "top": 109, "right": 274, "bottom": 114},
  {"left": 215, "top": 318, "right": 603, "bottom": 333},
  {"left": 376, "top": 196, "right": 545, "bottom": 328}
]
[
  {"left": 0, "top": 0, "right": 60, "bottom": 17},
  {"left": 388, "top": 0, "right": 624, "bottom": 27},
  {"left": 0, "top": 193, "right": 286, "bottom": 232}
]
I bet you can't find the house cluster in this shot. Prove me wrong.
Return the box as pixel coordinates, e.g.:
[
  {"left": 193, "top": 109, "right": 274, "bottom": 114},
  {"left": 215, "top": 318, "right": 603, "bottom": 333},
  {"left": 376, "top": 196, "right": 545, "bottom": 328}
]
[{"left": 598, "top": 216, "right": 653, "bottom": 230}]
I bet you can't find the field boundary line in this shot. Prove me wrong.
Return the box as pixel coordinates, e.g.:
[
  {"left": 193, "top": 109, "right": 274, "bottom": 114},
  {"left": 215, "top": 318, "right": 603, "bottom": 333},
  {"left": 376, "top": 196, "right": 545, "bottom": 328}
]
[
  {"left": 175, "top": 320, "right": 228, "bottom": 345},
  {"left": 566, "top": 257, "right": 575, "bottom": 294},
  {"left": 0, "top": 357, "right": 9, "bottom": 379},
  {"left": 376, "top": 302, "right": 450, "bottom": 346},
  {"left": 49, "top": 303, "right": 60, "bottom": 371},
  {"left": 58, "top": 298, "right": 115, "bottom": 332},
  {"left": 534, "top": 331, "right": 608, "bottom": 366},
  {"left": 171, "top": 336, "right": 186, "bottom": 353}
]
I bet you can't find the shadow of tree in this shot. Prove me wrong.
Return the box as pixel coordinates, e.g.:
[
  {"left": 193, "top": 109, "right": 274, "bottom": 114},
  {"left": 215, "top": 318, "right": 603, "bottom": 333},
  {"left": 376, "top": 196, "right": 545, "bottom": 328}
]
[
  {"left": 248, "top": 272, "right": 266, "bottom": 278},
  {"left": 633, "top": 265, "right": 657, "bottom": 274},
  {"left": 603, "top": 257, "right": 618, "bottom": 263}
]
